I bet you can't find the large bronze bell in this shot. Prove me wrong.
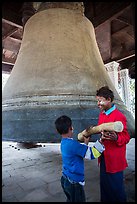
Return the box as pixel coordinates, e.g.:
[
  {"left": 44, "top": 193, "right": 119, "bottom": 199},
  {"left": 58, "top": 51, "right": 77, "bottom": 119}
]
[{"left": 2, "top": 2, "right": 135, "bottom": 142}]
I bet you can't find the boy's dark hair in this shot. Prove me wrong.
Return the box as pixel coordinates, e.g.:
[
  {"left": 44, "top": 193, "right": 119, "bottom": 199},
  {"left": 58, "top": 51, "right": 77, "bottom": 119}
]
[
  {"left": 96, "top": 86, "right": 114, "bottom": 102},
  {"left": 55, "top": 115, "right": 72, "bottom": 134}
]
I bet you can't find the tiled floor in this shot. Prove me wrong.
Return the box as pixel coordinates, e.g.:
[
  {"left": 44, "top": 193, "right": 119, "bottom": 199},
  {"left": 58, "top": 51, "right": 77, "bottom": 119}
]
[{"left": 2, "top": 139, "right": 135, "bottom": 202}]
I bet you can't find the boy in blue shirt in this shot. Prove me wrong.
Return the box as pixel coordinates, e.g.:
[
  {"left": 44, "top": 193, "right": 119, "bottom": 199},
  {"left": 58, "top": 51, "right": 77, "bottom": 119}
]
[{"left": 55, "top": 115, "right": 105, "bottom": 202}]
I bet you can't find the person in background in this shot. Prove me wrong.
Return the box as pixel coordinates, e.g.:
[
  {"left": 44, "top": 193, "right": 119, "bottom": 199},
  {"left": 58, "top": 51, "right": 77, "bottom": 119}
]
[
  {"left": 96, "top": 86, "right": 130, "bottom": 202},
  {"left": 55, "top": 115, "right": 105, "bottom": 202}
]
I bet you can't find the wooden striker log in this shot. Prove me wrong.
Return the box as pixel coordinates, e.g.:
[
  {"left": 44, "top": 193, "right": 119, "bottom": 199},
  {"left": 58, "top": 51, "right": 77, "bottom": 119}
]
[{"left": 78, "top": 121, "right": 124, "bottom": 142}]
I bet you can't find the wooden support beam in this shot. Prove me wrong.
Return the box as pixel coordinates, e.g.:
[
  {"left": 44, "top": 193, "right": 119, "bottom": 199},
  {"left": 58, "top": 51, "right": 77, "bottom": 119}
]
[
  {"left": 87, "top": 2, "right": 132, "bottom": 27},
  {"left": 2, "top": 18, "right": 23, "bottom": 29},
  {"left": 116, "top": 16, "right": 133, "bottom": 26},
  {"left": 112, "top": 25, "right": 132, "bottom": 36},
  {"left": 3, "top": 37, "right": 21, "bottom": 53},
  {"left": 111, "top": 50, "right": 135, "bottom": 62},
  {"left": 9, "top": 36, "right": 22, "bottom": 43},
  {"left": 116, "top": 54, "right": 135, "bottom": 63},
  {"left": 2, "top": 27, "right": 18, "bottom": 40}
]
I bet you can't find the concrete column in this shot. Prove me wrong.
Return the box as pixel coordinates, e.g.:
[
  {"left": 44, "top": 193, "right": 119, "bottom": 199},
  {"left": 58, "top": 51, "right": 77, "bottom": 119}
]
[
  {"left": 119, "top": 69, "right": 131, "bottom": 111},
  {"left": 105, "top": 61, "right": 119, "bottom": 92}
]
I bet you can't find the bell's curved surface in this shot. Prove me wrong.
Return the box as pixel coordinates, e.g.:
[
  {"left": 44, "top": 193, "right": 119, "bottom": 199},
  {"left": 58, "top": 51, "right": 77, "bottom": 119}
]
[{"left": 2, "top": 2, "right": 135, "bottom": 142}]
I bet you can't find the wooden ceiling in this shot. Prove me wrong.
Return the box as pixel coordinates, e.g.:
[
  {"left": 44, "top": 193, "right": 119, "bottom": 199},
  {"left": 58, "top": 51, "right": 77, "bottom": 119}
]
[{"left": 2, "top": 2, "right": 135, "bottom": 78}]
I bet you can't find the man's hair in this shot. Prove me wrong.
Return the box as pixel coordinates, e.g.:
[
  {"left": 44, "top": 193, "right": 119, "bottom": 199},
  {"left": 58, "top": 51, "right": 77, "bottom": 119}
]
[
  {"left": 96, "top": 86, "right": 114, "bottom": 102},
  {"left": 55, "top": 115, "right": 72, "bottom": 134}
]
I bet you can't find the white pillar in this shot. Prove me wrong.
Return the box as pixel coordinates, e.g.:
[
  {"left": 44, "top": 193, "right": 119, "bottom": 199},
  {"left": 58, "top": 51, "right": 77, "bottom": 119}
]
[
  {"left": 119, "top": 69, "right": 131, "bottom": 111},
  {"left": 105, "top": 61, "right": 119, "bottom": 92}
]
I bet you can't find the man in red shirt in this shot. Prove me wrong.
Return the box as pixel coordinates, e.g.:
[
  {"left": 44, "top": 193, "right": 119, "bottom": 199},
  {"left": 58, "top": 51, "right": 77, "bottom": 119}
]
[{"left": 96, "top": 86, "right": 130, "bottom": 202}]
